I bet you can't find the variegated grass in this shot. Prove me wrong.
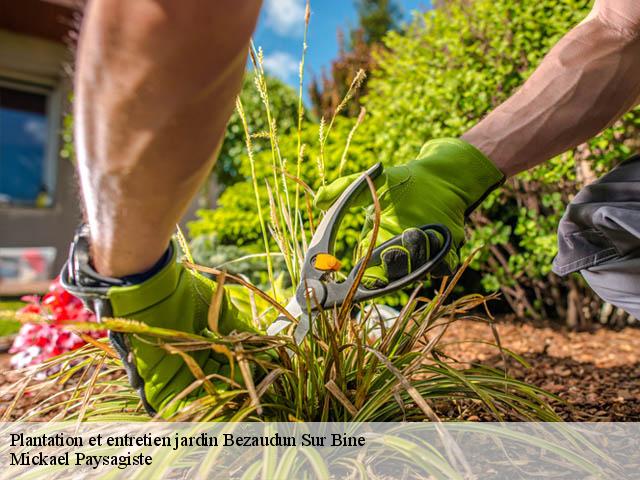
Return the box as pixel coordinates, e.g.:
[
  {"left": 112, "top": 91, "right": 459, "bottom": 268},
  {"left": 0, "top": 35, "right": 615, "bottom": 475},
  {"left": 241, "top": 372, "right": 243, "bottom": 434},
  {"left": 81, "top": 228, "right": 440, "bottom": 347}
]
[{"left": 0, "top": 245, "right": 562, "bottom": 424}]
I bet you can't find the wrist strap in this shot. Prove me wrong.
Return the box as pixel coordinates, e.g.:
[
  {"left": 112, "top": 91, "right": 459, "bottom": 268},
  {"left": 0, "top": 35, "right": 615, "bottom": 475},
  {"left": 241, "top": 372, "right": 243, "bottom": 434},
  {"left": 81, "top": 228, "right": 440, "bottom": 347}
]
[{"left": 59, "top": 224, "right": 165, "bottom": 416}]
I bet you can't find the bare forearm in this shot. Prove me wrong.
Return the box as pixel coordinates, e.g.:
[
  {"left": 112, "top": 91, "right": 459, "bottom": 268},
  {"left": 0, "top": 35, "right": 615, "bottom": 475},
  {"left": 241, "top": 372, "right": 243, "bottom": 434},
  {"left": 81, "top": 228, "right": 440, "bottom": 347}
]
[
  {"left": 75, "top": 0, "right": 261, "bottom": 276},
  {"left": 463, "top": 3, "right": 640, "bottom": 176}
]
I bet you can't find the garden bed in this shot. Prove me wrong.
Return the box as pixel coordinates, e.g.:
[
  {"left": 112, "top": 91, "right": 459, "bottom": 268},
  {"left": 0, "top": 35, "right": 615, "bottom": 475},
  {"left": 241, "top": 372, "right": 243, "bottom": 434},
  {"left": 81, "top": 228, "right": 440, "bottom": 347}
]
[
  {"left": 438, "top": 319, "right": 640, "bottom": 421},
  {"left": 1, "top": 318, "right": 639, "bottom": 421}
]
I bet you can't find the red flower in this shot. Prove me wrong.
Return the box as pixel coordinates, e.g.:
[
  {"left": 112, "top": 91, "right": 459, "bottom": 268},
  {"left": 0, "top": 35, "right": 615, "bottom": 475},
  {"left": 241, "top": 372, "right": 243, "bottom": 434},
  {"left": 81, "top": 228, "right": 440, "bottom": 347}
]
[{"left": 10, "top": 278, "right": 106, "bottom": 368}]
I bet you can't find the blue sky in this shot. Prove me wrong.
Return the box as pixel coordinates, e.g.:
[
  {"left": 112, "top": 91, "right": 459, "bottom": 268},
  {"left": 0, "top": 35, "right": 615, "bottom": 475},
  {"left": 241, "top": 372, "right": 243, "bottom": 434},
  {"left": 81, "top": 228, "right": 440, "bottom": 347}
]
[{"left": 252, "top": 0, "right": 431, "bottom": 89}]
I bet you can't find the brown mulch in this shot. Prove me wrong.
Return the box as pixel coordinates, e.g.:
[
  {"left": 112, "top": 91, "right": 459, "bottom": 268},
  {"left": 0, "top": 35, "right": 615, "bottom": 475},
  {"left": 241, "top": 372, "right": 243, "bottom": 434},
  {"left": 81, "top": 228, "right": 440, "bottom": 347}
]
[
  {"left": 0, "top": 354, "right": 32, "bottom": 420},
  {"left": 0, "top": 354, "right": 82, "bottom": 421},
  {"left": 437, "top": 318, "right": 640, "bottom": 421}
]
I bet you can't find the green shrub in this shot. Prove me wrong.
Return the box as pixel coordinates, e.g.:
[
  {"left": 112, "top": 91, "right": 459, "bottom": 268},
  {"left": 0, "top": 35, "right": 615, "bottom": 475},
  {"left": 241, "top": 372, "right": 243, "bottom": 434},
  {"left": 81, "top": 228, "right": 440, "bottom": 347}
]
[
  {"left": 189, "top": 232, "right": 286, "bottom": 288},
  {"left": 216, "top": 73, "right": 302, "bottom": 186},
  {"left": 0, "top": 301, "right": 23, "bottom": 336},
  {"left": 356, "top": 0, "right": 640, "bottom": 324}
]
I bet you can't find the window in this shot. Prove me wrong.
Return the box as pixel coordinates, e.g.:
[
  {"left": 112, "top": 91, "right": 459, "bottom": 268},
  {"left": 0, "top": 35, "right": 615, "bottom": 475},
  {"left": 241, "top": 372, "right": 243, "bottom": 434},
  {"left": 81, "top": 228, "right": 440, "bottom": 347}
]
[{"left": 0, "top": 82, "right": 52, "bottom": 207}]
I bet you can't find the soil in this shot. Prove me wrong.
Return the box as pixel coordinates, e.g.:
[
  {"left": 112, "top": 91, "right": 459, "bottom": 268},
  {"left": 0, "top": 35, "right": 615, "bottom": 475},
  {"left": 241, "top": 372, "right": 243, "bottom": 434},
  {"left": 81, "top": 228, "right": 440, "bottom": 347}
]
[
  {"left": 1, "top": 318, "right": 639, "bottom": 421},
  {"left": 437, "top": 318, "right": 640, "bottom": 421}
]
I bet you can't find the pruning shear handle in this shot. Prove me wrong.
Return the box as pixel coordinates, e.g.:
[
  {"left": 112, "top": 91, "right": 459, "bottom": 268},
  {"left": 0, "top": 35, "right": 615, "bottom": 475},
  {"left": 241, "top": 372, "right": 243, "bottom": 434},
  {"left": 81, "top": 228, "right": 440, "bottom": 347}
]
[
  {"left": 299, "top": 163, "right": 452, "bottom": 310},
  {"left": 302, "top": 223, "right": 451, "bottom": 310}
]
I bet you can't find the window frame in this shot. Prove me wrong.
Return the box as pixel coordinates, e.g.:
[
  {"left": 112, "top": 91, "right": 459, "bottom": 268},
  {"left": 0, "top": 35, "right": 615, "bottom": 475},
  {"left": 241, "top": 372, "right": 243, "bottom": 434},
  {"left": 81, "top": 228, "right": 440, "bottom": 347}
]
[
  {"left": 0, "top": 29, "right": 66, "bottom": 210},
  {"left": 0, "top": 76, "right": 63, "bottom": 209}
]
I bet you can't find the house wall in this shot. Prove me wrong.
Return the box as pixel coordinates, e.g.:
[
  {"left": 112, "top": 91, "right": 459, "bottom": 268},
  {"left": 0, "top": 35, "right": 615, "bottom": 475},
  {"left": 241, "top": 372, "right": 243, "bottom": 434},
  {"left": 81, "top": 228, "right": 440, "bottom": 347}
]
[{"left": 0, "top": 28, "right": 79, "bottom": 279}]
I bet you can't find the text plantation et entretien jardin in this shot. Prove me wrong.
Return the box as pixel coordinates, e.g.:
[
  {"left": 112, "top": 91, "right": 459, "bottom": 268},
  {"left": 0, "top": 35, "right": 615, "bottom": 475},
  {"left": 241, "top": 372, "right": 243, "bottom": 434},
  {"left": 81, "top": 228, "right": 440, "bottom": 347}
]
[{"left": 9, "top": 431, "right": 366, "bottom": 469}]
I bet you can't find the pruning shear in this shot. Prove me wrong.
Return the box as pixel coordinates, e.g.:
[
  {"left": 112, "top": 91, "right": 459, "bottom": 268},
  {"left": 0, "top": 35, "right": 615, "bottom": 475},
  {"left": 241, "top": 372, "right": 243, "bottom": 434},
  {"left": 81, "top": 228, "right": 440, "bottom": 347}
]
[{"left": 266, "top": 162, "right": 452, "bottom": 345}]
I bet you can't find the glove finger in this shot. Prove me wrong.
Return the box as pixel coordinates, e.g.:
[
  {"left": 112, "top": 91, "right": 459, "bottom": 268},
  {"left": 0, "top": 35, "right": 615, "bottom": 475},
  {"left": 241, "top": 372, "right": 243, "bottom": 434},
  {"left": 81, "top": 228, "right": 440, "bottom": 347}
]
[
  {"left": 378, "top": 228, "right": 454, "bottom": 284},
  {"left": 409, "top": 228, "right": 459, "bottom": 277},
  {"left": 380, "top": 245, "right": 411, "bottom": 283},
  {"left": 314, "top": 171, "right": 387, "bottom": 211},
  {"left": 362, "top": 264, "right": 388, "bottom": 289},
  {"left": 361, "top": 230, "right": 429, "bottom": 288},
  {"left": 377, "top": 228, "right": 432, "bottom": 284},
  {"left": 361, "top": 234, "right": 404, "bottom": 288},
  {"left": 420, "top": 228, "right": 459, "bottom": 277},
  {"left": 400, "top": 228, "right": 430, "bottom": 270},
  {"left": 425, "top": 230, "right": 443, "bottom": 259}
]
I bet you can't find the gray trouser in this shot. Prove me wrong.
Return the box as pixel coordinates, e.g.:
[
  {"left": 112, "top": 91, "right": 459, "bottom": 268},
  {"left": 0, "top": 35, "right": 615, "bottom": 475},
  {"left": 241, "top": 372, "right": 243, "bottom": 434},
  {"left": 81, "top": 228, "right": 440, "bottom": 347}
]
[
  {"left": 582, "top": 256, "right": 640, "bottom": 319},
  {"left": 552, "top": 155, "right": 640, "bottom": 319}
]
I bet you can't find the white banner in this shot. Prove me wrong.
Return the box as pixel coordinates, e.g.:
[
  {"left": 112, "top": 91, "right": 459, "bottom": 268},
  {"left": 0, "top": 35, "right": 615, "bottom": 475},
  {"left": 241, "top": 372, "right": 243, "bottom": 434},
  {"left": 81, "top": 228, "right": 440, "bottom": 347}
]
[{"left": 0, "top": 422, "right": 635, "bottom": 479}]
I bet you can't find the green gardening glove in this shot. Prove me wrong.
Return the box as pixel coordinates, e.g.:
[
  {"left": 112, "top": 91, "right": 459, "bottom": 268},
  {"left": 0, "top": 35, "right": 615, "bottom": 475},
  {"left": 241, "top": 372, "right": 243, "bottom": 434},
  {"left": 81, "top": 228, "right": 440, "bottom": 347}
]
[
  {"left": 315, "top": 138, "right": 504, "bottom": 287},
  {"left": 105, "top": 246, "right": 257, "bottom": 416},
  {"left": 62, "top": 236, "right": 259, "bottom": 418}
]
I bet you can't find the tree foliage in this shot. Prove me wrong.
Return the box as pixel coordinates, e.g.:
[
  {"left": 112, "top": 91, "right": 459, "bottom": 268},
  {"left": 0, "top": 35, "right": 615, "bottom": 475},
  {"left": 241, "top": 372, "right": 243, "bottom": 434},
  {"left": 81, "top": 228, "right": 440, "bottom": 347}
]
[
  {"left": 216, "top": 73, "right": 302, "bottom": 186},
  {"left": 360, "top": 0, "right": 640, "bottom": 325},
  {"left": 309, "top": 0, "right": 401, "bottom": 119},
  {"left": 354, "top": 0, "right": 401, "bottom": 45}
]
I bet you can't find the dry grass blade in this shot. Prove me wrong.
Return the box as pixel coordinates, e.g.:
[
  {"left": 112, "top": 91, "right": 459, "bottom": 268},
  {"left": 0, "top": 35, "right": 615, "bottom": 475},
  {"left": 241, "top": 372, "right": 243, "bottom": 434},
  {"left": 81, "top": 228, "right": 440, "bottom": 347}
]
[
  {"left": 154, "top": 372, "right": 243, "bottom": 420},
  {"left": 62, "top": 357, "right": 95, "bottom": 418},
  {"left": 417, "top": 315, "right": 455, "bottom": 365},
  {"left": 1, "top": 373, "right": 33, "bottom": 421},
  {"left": 75, "top": 353, "right": 107, "bottom": 427},
  {"left": 235, "top": 342, "right": 262, "bottom": 415},
  {"left": 184, "top": 261, "right": 297, "bottom": 323},
  {"left": 208, "top": 270, "right": 227, "bottom": 333},
  {"left": 164, "top": 345, "right": 217, "bottom": 396},
  {"left": 409, "top": 250, "right": 481, "bottom": 355},
  {"left": 255, "top": 367, "right": 285, "bottom": 398},
  {"left": 210, "top": 343, "right": 236, "bottom": 380},
  {"left": 392, "top": 385, "right": 408, "bottom": 421},
  {"left": 379, "top": 284, "right": 422, "bottom": 353},
  {"left": 364, "top": 347, "right": 473, "bottom": 477},
  {"left": 325, "top": 379, "right": 358, "bottom": 416},
  {"left": 489, "top": 318, "right": 510, "bottom": 380},
  {"left": 441, "top": 247, "right": 483, "bottom": 302},
  {"left": 364, "top": 347, "right": 439, "bottom": 422},
  {"left": 76, "top": 333, "right": 117, "bottom": 358},
  {"left": 280, "top": 168, "right": 315, "bottom": 198}
]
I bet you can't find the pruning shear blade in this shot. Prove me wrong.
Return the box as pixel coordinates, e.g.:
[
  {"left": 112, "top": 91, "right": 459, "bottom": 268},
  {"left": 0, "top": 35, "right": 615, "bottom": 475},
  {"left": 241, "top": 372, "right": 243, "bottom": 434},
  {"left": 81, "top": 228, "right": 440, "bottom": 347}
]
[
  {"left": 266, "top": 162, "right": 452, "bottom": 347},
  {"left": 266, "top": 298, "right": 303, "bottom": 336}
]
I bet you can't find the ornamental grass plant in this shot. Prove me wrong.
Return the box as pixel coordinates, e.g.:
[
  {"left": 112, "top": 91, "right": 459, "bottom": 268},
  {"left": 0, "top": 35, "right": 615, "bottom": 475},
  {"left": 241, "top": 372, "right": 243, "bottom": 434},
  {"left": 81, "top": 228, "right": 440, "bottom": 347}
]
[{"left": 0, "top": 258, "right": 560, "bottom": 422}]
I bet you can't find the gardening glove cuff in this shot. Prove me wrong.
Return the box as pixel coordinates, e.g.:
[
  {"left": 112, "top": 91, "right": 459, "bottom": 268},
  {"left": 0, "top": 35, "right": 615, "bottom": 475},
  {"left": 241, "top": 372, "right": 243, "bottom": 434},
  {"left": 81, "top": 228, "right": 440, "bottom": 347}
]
[
  {"left": 415, "top": 138, "right": 506, "bottom": 217},
  {"left": 61, "top": 226, "right": 254, "bottom": 416}
]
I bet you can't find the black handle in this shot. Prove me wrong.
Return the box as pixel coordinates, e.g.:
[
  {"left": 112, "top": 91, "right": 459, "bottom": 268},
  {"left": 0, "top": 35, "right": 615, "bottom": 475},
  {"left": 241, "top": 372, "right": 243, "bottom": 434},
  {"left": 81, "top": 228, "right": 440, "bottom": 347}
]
[{"left": 318, "top": 223, "right": 452, "bottom": 308}]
